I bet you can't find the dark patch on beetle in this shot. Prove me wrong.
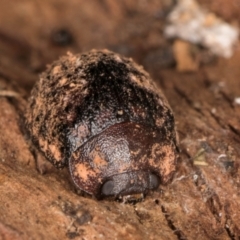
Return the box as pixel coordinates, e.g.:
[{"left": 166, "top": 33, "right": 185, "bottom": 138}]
[{"left": 25, "top": 49, "right": 177, "bottom": 200}]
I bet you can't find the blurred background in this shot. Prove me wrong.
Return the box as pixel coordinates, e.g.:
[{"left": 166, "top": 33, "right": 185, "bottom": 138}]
[{"left": 0, "top": 0, "right": 239, "bottom": 92}]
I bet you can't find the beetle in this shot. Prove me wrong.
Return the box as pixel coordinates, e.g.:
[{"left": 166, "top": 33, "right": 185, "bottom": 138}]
[{"left": 25, "top": 49, "right": 177, "bottom": 200}]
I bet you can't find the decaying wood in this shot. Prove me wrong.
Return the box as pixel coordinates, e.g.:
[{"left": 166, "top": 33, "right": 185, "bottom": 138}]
[{"left": 0, "top": 1, "right": 240, "bottom": 239}]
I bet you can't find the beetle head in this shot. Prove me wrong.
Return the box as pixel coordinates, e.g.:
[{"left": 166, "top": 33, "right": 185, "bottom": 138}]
[{"left": 69, "top": 122, "right": 176, "bottom": 200}]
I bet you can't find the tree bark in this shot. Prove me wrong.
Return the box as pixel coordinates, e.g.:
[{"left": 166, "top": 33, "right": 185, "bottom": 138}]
[{"left": 0, "top": 1, "right": 240, "bottom": 239}]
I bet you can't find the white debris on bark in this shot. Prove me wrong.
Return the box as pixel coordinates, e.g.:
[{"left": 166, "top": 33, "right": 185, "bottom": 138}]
[{"left": 164, "top": 0, "right": 239, "bottom": 58}]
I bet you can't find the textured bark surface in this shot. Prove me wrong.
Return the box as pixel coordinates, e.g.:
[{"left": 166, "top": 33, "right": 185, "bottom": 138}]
[{"left": 0, "top": 1, "right": 240, "bottom": 239}]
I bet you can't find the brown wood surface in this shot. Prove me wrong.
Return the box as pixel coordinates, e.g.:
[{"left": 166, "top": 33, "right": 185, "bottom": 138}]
[{"left": 0, "top": 1, "right": 240, "bottom": 239}]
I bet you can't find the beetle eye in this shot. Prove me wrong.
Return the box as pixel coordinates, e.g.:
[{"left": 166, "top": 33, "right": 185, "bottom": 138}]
[
  {"left": 149, "top": 173, "right": 160, "bottom": 190},
  {"left": 101, "top": 180, "right": 114, "bottom": 196}
]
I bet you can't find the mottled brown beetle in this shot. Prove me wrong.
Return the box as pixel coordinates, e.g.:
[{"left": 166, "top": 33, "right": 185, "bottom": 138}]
[{"left": 25, "top": 49, "right": 177, "bottom": 200}]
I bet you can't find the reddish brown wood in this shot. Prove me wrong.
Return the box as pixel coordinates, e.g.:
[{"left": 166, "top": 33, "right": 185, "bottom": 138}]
[{"left": 0, "top": 1, "right": 239, "bottom": 239}]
